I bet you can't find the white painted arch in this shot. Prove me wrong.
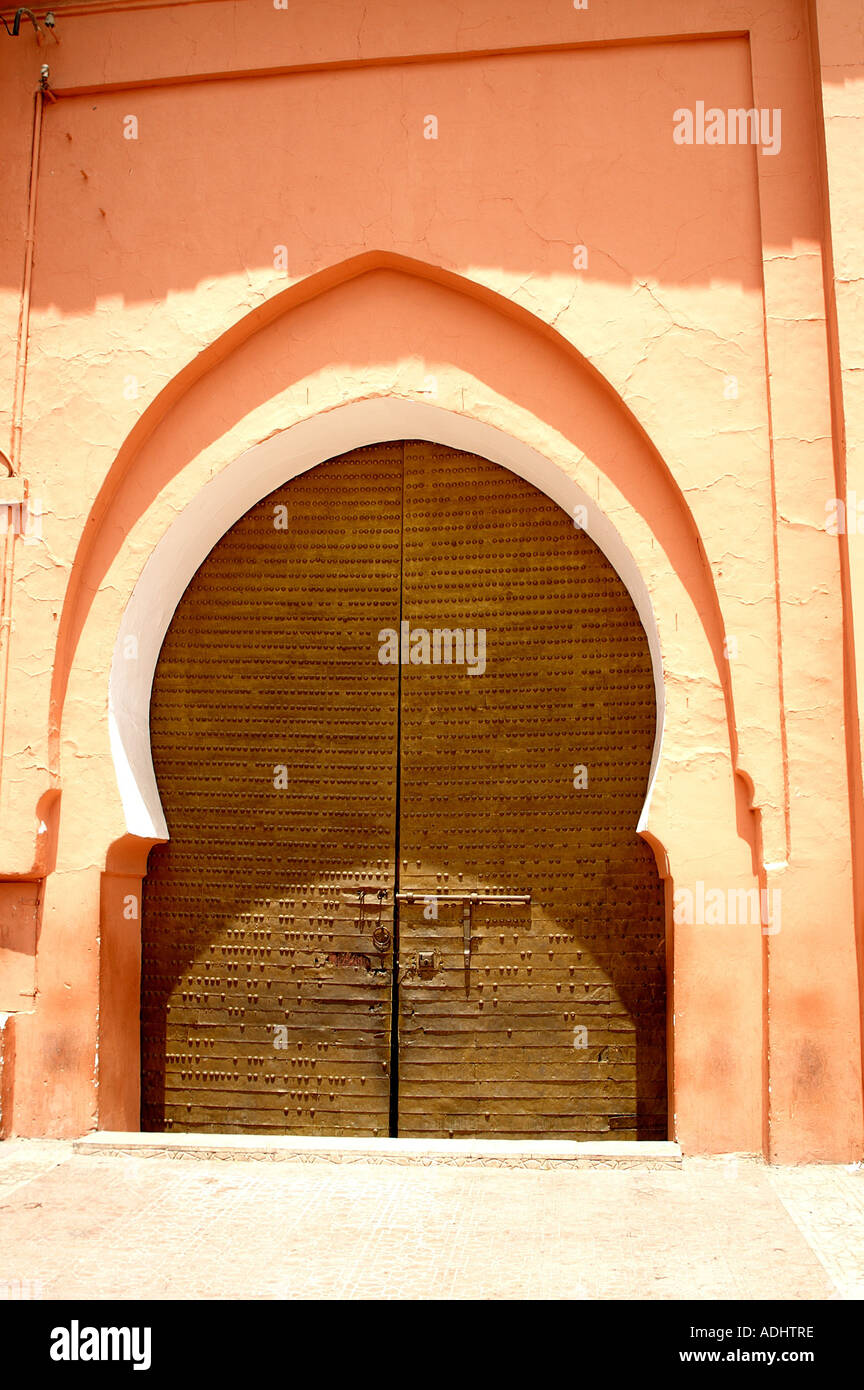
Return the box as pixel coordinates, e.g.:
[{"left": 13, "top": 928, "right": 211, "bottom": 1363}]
[{"left": 109, "top": 399, "right": 665, "bottom": 841}]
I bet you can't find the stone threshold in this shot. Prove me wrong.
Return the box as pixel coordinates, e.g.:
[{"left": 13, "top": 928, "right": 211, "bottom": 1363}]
[{"left": 75, "top": 1132, "right": 682, "bottom": 1169}]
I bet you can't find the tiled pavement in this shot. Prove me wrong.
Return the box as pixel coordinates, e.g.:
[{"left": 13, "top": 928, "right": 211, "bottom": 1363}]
[{"left": 0, "top": 1139, "right": 861, "bottom": 1300}]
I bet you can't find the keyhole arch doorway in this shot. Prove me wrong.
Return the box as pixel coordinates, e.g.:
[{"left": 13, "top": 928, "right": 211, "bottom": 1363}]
[{"left": 141, "top": 437, "right": 667, "bottom": 1140}]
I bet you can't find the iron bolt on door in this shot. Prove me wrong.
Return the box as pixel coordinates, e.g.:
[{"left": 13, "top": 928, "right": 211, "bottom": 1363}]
[{"left": 396, "top": 890, "right": 531, "bottom": 985}]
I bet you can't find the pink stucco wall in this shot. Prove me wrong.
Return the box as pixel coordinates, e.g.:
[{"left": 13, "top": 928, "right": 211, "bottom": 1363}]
[{"left": 0, "top": 0, "right": 861, "bottom": 1161}]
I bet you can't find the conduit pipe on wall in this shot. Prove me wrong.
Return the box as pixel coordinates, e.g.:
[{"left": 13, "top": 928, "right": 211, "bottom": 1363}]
[
  {"left": 0, "top": 82, "right": 46, "bottom": 802},
  {"left": 804, "top": 0, "right": 864, "bottom": 1150},
  {"left": 10, "top": 84, "right": 45, "bottom": 471}
]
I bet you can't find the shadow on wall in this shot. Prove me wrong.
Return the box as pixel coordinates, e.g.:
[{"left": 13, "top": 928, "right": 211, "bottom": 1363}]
[{"left": 18, "top": 37, "right": 779, "bottom": 310}]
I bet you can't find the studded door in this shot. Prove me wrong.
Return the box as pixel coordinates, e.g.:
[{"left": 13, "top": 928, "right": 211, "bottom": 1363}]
[
  {"left": 141, "top": 445, "right": 403, "bottom": 1135},
  {"left": 395, "top": 442, "right": 667, "bottom": 1140},
  {"left": 142, "top": 440, "right": 666, "bottom": 1139}
]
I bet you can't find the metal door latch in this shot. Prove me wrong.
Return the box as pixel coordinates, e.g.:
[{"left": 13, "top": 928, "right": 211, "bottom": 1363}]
[
  {"left": 350, "top": 887, "right": 393, "bottom": 958},
  {"left": 396, "top": 891, "right": 531, "bottom": 992},
  {"left": 371, "top": 926, "right": 391, "bottom": 954},
  {"left": 395, "top": 891, "right": 530, "bottom": 906}
]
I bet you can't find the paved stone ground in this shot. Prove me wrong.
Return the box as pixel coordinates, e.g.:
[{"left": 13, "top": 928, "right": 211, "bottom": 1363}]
[{"left": 0, "top": 1140, "right": 861, "bottom": 1300}]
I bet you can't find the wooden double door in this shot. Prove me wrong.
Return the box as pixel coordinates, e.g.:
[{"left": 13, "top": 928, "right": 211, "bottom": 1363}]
[{"left": 141, "top": 440, "right": 667, "bottom": 1139}]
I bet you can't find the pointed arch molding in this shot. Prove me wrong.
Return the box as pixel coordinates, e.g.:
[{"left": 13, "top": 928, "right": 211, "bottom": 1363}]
[{"left": 53, "top": 253, "right": 746, "bottom": 857}]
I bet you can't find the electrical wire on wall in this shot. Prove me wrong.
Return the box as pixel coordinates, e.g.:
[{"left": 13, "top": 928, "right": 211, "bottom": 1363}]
[{"left": 0, "top": 8, "right": 58, "bottom": 41}]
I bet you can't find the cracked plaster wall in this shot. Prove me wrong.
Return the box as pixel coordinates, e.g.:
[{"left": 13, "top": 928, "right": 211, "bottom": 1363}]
[{"left": 0, "top": 0, "right": 860, "bottom": 1159}]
